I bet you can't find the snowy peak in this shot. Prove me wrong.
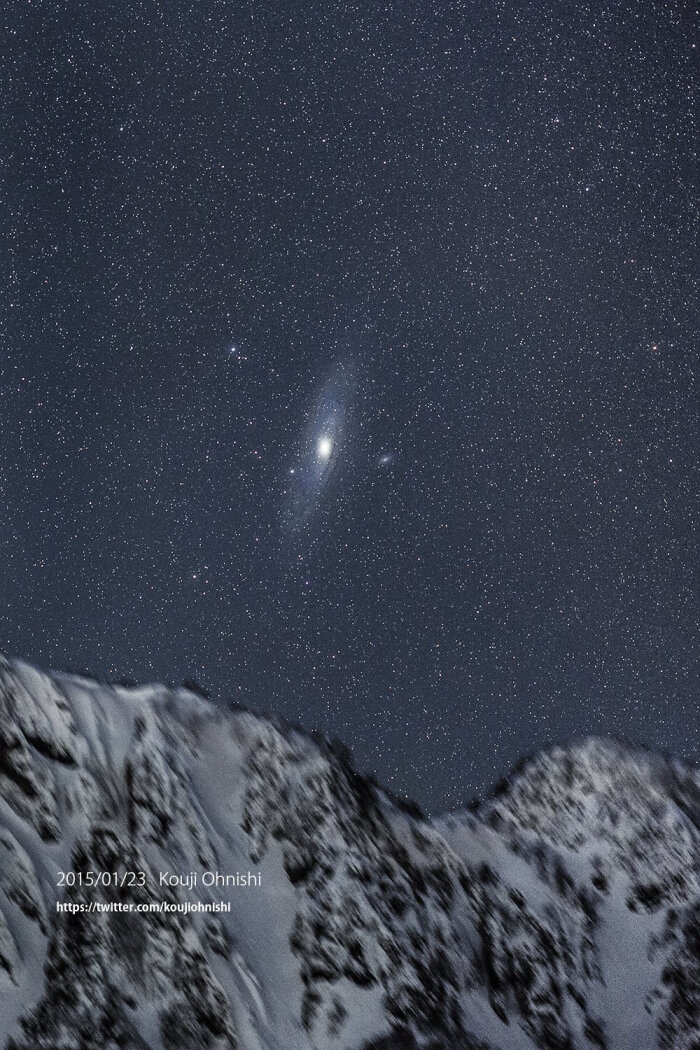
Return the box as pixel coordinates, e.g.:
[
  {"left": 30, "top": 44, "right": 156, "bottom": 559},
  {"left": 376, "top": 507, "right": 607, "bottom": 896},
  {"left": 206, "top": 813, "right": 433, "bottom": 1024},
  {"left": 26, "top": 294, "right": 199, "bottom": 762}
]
[
  {"left": 474, "top": 737, "right": 698, "bottom": 913},
  {"left": 0, "top": 654, "right": 697, "bottom": 1050}
]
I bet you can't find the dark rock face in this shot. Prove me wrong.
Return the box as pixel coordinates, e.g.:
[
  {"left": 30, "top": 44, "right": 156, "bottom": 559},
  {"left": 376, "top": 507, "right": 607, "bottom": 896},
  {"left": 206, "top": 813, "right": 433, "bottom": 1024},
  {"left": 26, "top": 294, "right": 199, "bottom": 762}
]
[{"left": 0, "top": 653, "right": 697, "bottom": 1050}]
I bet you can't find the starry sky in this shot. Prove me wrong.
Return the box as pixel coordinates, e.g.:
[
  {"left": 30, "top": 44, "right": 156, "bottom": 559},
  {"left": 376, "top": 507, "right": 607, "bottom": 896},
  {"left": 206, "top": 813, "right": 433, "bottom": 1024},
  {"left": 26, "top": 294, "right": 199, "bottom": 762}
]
[{"left": 2, "top": 1, "right": 697, "bottom": 811}]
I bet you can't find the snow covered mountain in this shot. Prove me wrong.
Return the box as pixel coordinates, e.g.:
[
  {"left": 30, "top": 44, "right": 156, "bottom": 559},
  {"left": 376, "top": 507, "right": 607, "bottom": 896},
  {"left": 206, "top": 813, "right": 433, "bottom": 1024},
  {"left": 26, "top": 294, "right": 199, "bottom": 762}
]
[{"left": 0, "top": 653, "right": 697, "bottom": 1049}]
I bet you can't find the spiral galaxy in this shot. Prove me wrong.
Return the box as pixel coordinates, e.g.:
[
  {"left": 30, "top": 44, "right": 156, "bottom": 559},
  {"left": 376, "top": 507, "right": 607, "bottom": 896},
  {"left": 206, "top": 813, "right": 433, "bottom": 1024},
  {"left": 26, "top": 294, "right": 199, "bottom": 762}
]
[{"left": 283, "top": 360, "right": 355, "bottom": 531}]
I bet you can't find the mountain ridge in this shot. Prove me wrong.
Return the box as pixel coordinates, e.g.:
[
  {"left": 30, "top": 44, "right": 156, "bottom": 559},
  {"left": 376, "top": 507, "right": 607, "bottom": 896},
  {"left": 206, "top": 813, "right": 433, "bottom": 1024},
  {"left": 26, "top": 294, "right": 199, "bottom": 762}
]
[
  {"left": 0, "top": 653, "right": 697, "bottom": 1049},
  {"left": 43, "top": 657, "right": 700, "bottom": 820}
]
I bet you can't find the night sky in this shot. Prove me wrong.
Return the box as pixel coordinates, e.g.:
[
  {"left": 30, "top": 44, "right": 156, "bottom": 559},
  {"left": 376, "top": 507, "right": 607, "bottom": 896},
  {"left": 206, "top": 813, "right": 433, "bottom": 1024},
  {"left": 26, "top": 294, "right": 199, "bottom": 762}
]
[{"left": 2, "top": 2, "right": 697, "bottom": 811}]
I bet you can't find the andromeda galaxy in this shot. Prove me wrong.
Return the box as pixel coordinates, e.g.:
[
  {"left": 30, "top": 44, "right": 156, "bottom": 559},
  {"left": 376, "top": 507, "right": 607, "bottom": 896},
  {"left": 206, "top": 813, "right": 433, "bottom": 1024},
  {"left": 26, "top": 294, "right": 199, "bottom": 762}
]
[{"left": 282, "top": 360, "right": 355, "bottom": 531}]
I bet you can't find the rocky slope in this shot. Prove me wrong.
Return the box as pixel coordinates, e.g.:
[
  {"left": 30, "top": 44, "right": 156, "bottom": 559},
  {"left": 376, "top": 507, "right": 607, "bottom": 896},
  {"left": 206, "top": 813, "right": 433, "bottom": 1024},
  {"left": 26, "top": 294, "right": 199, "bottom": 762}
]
[{"left": 0, "top": 653, "right": 697, "bottom": 1049}]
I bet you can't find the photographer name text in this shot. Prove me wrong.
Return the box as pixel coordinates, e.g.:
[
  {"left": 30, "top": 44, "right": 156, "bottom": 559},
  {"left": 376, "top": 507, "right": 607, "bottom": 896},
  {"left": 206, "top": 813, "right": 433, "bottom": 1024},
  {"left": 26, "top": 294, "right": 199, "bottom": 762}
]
[{"left": 56, "top": 869, "right": 262, "bottom": 890}]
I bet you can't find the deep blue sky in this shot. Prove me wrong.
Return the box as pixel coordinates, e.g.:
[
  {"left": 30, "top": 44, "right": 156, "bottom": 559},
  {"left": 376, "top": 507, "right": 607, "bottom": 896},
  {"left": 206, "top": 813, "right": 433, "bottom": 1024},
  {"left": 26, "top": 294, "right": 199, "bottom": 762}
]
[{"left": 2, "top": 1, "right": 697, "bottom": 811}]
